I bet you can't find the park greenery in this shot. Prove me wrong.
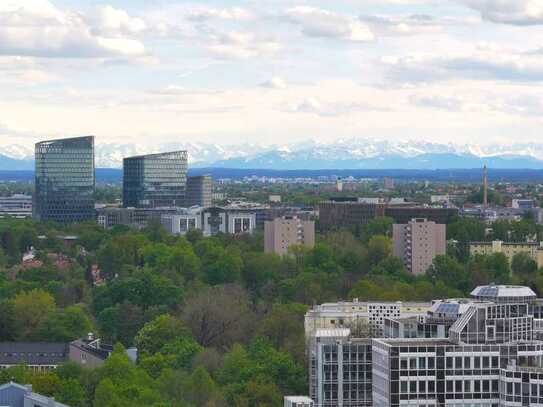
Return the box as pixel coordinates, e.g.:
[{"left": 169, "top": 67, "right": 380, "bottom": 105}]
[{"left": 0, "top": 214, "right": 543, "bottom": 406}]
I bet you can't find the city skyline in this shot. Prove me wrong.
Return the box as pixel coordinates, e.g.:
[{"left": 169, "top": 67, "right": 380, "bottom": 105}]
[{"left": 2, "top": 0, "right": 543, "bottom": 152}]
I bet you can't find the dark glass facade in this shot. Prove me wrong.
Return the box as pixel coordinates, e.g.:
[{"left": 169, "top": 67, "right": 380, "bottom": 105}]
[
  {"left": 123, "top": 151, "right": 188, "bottom": 208},
  {"left": 34, "top": 136, "right": 95, "bottom": 223}
]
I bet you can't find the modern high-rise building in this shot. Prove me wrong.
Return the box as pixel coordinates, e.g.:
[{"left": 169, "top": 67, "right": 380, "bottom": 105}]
[
  {"left": 308, "top": 285, "right": 543, "bottom": 407},
  {"left": 34, "top": 136, "right": 95, "bottom": 223},
  {"left": 186, "top": 175, "right": 212, "bottom": 207},
  {"left": 264, "top": 216, "right": 315, "bottom": 256},
  {"left": 393, "top": 218, "right": 446, "bottom": 275},
  {"left": 123, "top": 151, "right": 188, "bottom": 208}
]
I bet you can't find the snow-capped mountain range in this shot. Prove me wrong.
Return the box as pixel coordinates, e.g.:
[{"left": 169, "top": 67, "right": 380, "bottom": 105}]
[{"left": 2, "top": 139, "right": 543, "bottom": 170}]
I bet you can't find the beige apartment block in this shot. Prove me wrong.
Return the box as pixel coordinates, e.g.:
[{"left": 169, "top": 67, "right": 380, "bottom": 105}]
[
  {"left": 264, "top": 216, "right": 315, "bottom": 256},
  {"left": 393, "top": 218, "right": 446, "bottom": 275},
  {"left": 470, "top": 240, "right": 543, "bottom": 268}
]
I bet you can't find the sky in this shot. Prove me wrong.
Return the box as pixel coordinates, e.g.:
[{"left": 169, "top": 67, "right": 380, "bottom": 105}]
[{"left": 1, "top": 0, "right": 543, "bottom": 152}]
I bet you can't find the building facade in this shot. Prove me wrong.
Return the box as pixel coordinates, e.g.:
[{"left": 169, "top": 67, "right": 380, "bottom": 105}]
[
  {"left": 34, "top": 136, "right": 95, "bottom": 223},
  {"left": 318, "top": 201, "right": 386, "bottom": 232},
  {"left": 284, "top": 396, "right": 314, "bottom": 407},
  {"left": 385, "top": 207, "right": 458, "bottom": 225},
  {"left": 307, "top": 285, "right": 543, "bottom": 407},
  {"left": 0, "top": 342, "right": 68, "bottom": 371},
  {"left": 393, "top": 218, "right": 447, "bottom": 275},
  {"left": 123, "top": 151, "right": 188, "bottom": 208},
  {"left": 186, "top": 175, "right": 212, "bottom": 207},
  {"left": 161, "top": 208, "right": 203, "bottom": 236},
  {"left": 0, "top": 382, "right": 70, "bottom": 407},
  {"left": 264, "top": 216, "right": 315, "bottom": 256},
  {"left": 470, "top": 240, "right": 543, "bottom": 268},
  {"left": 0, "top": 195, "right": 32, "bottom": 219}
]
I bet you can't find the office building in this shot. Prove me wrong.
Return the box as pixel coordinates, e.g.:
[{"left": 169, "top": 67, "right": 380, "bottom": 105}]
[
  {"left": 161, "top": 208, "right": 203, "bottom": 236},
  {"left": 123, "top": 151, "right": 187, "bottom": 208},
  {"left": 0, "top": 195, "right": 32, "bottom": 219},
  {"left": 512, "top": 199, "right": 534, "bottom": 210},
  {"left": 34, "top": 136, "right": 95, "bottom": 223},
  {"left": 186, "top": 175, "right": 212, "bottom": 207},
  {"left": 202, "top": 207, "right": 256, "bottom": 236},
  {"left": 264, "top": 216, "right": 315, "bottom": 256},
  {"left": 307, "top": 284, "right": 543, "bottom": 407},
  {"left": 393, "top": 218, "right": 446, "bottom": 275},
  {"left": 470, "top": 240, "right": 543, "bottom": 268},
  {"left": 384, "top": 177, "right": 395, "bottom": 190},
  {"left": 385, "top": 206, "right": 458, "bottom": 225},
  {"left": 0, "top": 382, "right": 70, "bottom": 407},
  {"left": 96, "top": 207, "right": 181, "bottom": 229},
  {"left": 305, "top": 300, "right": 432, "bottom": 339},
  {"left": 318, "top": 201, "right": 386, "bottom": 232}
]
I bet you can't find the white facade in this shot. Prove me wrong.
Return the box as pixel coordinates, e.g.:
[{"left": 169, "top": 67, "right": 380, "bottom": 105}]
[
  {"left": 161, "top": 212, "right": 202, "bottom": 236},
  {"left": 284, "top": 396, "right": 314, "bottom": 407}
]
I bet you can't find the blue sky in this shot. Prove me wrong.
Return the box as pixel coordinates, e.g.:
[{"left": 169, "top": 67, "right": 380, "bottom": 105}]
[{"left": 1, "top": 0, "right": 543, "bottom": 154}]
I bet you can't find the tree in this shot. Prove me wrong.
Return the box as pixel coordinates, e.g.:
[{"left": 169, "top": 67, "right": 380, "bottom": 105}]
[
  {"left": 135, "top": 314, "right": 190, "bottom": 357},
  {"left": 11, "top": 289, "right": 56, "bottom": 340},
  {"left": 367, "top": 235, "right": 392, "bottom": 266},
  {"left": 55, "top": 379, "right": 87, "bottom": 407},
  {"left": 38, "top": 306, "right": 93, "bottom": 342},
  {"left": 182, "top": 284, "right": 255, "bottom": 349},
  {"left": 183, "top": 367, "right": 224, "bottom": 406},
  {"left": 427, "top": 255, "right": 470, "bottom": 293},
  {"left": 362, "top": 217, "right": 393, "bottom": 242},
  {"left": 511, "top": 252, "right": 538, "bottom": 277}
]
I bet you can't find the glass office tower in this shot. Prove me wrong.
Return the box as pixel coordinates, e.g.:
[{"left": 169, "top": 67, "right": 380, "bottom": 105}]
[
  {"left": 34, "top": 136, "right": 95, "bottom": 223},
  {"left": 123, "top": 151, "right": 188, "bottom": 208}
]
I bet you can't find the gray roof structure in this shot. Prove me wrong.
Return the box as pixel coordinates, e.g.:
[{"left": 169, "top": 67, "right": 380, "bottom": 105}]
[
  {"left": 0, "top": 343, "right": 68, "bottom": 366},
  {"left": 471, "top": 285, "right": 536, "bottom": 300}
]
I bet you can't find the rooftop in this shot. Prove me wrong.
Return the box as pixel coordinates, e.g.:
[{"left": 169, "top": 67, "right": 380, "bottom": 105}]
[{"left": 471, "top": 285, "right": 537, "bottom": 299}]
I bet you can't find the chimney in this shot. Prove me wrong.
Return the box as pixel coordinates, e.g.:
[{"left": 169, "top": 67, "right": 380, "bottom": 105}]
[{"left": 483, "top": 165, "right": 488, "bottom": 209}]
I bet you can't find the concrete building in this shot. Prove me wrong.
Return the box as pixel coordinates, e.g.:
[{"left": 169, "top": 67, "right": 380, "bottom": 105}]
[
  {"left": 308, "top": 284, "right": 543, "bottom": 407},
  {"left": 269, "top": 195, "right": 282, "bottom": 203},
  {"left": 470, "top": 240, "right": 543, "bottom": 268},
  {"left": 96, "top": 207, "right": 181, "bottom": 229},
  {"left": 284, "top": 396, "right": 314, "bottom": 407},
  {"left": 0, "top": 382, "right": 70, "bottom": 407},
  {"left": 264, "top": 216, "right": 315, "bottom": 256},
  {"left": 385, "top": 206, "right": 458, "bottom": 225},
  {"left": 201, "top": 207, "right": 256, "bottom": 236},
  {"left": 393, "top": 218, "right": 446, "bottom": 275},
  {"left": 0, "top": 195, "right": 32, "bottom": 219},
  {"left": 512, "top": 199, "right": 535, "bottom": 210},
  {"left": 384, "top": 177, "right": 395, "bottom": 190},
  {"left": 186, "top": 175, "right": 212, "bottom": 208}
]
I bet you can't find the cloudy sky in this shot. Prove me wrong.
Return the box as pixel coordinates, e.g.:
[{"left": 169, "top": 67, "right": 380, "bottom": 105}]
[{"left": 1, "top": 0, "right": 543, "bottom": 151}]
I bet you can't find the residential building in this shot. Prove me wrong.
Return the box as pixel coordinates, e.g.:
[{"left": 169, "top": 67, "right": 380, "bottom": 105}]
[
  {"left": 284, "top": 396, "right": 314, "bottom": 407},
  {"left": 34, "top": 136, "right": 95, "bottom": 223},
  {"left": 393, "top": 218, "right": 447, "bottom": 275},
  {"left": 0, "top": 195, "right": 32, "bottom": 219},
  {"left": 186, "top": 175, "right": 212, "bottom": 207},
  {"left": 308, "top": 284, "right": 543, "bottom": 407},
  {"left": 68, "top": 335, "right": 114, "bottom": 368},
  {"left": 0, "top": 343, "right": 68, "bottom": 371},
  {"left": 0, "top": 382, "right": 70, "bottom": 407},
  {"left": 470, "top": 240, "right": 543, "bottom": 268},
  {"left": 264, "top": 216, "right": 315, "bottom": 256},
  {"left": 269, "top": 195, "right": 282, "bottom": 203},
  {"left": 123, "top": 151, "right": 188, "bottom": 208},
  {"left": 384, "top": 177, "right": 395, "bottom": 190}
]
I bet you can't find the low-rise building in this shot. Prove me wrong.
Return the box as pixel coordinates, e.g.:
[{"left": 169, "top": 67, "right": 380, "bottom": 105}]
[
  {"left": 0, "top": 343, "right": 68, "bottom": 371},
  {"left": 0, "top": 195, "right": 32, "bottom": 219},
  {"left": 264, "top": 216, "right": 315, "bottom": 256},
  {"left": 470, "top": 240, "right": 543, "bottom": 268},
  {"left": 0, "top": 382, "right": 70, "bottom": 407},
  {"left": 284, "top": 396, "right": 314, "bottom": 407}
]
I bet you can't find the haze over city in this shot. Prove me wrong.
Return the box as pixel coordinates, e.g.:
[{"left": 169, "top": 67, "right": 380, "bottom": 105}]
[{"left": 2, "top": 0, "right": 543, "bottom": 158}]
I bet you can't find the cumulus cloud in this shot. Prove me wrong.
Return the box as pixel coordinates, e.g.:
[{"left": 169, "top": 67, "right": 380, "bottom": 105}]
[
  {"left": 383, "top": 45, "right": 543, "bottom": 83},
  {"left": 286, "top": 97, "right": 388, "bottom": 117},
  {"left": 185, "top": 6, "right": 254, "bottom": 22},
  {"left": 0, "top": 1, "right": 146, "bottom": 58},
  {"left": 202, "top": 30, "right": 281, "bottom": 59},
  {"left": 361, "top": 14, "right": 442, "bottom": 36},
  {"left": 458, "top": 0, "right": 543, "bottom": 25},
  {"left": 283, "top": 6, "right": 374, "bottom": 42}
]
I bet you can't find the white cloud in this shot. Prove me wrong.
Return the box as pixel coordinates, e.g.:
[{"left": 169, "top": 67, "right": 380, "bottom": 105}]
[
  {"left": 185, "top": 6, "right": 254, "bottom": 22},
  {"left": 203, "top": 30, "right": 281, "bottom": 59},
  {"left": 260, "top": 77, "right": 287, "bottom": 89},
  {"left": 458, "top": 0, "right": 543, "bottom": 25},
  {"left": 284, "top": 6, "right": 374, "bottom": 42},
  {"left": 0, "top": 1, "right": 146, "bottom": 58}
]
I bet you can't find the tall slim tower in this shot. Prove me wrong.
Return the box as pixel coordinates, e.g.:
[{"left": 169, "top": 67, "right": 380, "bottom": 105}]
[{"left": 483, "top": 165, "right": 488, "bottom": 209}]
